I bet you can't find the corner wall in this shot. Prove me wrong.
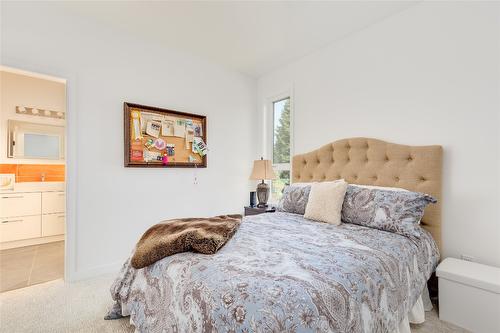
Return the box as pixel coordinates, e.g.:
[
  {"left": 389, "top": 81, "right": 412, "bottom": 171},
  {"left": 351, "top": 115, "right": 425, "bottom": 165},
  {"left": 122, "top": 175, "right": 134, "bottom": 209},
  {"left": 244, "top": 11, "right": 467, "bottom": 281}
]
[{"left": 258, "top": 2, "right": 500, "bottom": 266}]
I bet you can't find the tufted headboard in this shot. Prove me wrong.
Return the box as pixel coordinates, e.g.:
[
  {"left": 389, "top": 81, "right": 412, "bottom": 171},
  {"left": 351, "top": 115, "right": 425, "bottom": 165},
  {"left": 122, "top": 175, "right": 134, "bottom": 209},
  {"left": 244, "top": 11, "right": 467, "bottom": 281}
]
[{"left": 292, "top": 138, "right": 443, "bottom": 250}]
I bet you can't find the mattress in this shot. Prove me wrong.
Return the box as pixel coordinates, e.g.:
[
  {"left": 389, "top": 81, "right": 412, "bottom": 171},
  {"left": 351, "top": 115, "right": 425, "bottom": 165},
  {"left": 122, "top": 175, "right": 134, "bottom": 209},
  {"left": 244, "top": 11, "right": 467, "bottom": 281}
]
[{"left": 109, "top": 212, "right": 439, "bottom": 333}]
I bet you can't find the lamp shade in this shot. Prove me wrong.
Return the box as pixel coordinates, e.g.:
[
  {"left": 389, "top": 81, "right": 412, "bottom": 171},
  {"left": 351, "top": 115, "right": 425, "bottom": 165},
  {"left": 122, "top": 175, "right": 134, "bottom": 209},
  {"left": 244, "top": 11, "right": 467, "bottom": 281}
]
[{"left": 249, "top": 159, "right": 277, "bottom": 180}]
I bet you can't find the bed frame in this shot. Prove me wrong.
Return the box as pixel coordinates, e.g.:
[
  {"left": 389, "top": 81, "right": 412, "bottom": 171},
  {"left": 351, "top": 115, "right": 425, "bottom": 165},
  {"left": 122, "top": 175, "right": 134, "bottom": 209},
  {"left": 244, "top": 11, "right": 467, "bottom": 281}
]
[{"left": 292, "top": 138, "right": 443, "bottom": 251}]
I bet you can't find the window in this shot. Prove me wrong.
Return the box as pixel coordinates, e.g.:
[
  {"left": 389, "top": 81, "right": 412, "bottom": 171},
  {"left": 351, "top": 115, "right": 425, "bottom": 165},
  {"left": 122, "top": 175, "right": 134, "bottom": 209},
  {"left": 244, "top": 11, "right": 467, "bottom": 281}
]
[{"left": 270, "top": 97, "right": 291, "bottom": 202}]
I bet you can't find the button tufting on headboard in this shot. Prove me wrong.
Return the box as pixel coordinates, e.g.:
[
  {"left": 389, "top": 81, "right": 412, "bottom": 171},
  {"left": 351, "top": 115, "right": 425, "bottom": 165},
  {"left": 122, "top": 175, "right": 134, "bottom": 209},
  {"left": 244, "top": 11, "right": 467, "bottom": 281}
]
[{"left": 292, "top": 137, "right": 443, "bottom": 251}]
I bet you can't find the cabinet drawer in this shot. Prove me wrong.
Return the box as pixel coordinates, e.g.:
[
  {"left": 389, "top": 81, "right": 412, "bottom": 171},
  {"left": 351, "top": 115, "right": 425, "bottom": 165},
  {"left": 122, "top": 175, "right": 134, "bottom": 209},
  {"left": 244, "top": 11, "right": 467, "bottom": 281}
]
[
  {"left": 0, "top": 192, "right": 41, "bottom": 218},
  {"left": 42, "top": 214, "right": 65, "bottom": 237},
  {"left": 42, "top": 191, "right": 65, "bottom": 214},
  {"left": 0, "top": 215, "right": 41, "bottom": 242}
]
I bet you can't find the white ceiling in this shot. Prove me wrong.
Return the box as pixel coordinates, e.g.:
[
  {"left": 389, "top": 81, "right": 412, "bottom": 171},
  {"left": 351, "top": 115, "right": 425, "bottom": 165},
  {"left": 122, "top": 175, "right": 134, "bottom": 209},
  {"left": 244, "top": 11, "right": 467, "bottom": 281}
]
[{"left": 59, "top": 1, "right": 417, "bottom": 78}]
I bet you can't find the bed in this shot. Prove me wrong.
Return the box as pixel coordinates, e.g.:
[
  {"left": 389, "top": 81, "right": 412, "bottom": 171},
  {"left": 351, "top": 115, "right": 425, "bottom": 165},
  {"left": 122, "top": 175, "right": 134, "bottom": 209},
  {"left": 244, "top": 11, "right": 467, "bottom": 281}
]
[{"left": 109, "top": 138, "right": 443, "bottom": 333}]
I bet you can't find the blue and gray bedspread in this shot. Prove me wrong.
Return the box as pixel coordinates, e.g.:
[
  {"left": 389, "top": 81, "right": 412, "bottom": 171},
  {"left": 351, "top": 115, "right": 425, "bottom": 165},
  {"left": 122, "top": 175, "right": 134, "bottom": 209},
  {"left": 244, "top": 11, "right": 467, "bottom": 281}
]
[{"left": 108, "top": 212, "right": 439, "bottom": 333}]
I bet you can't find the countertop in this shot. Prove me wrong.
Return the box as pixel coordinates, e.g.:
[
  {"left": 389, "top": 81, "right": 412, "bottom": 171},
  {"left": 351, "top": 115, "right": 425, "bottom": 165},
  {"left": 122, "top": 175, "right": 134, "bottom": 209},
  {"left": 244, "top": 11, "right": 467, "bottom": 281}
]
[{"left": 0, "top": 181, "right": 65, "bottom": 194}]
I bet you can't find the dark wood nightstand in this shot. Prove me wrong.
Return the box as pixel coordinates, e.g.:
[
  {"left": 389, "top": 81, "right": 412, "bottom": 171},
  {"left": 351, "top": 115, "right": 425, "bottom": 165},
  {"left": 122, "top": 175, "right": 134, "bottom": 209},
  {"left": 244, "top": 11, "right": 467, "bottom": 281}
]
[{"left": 244, "top": 205, "right": 276, "bottom": 216}]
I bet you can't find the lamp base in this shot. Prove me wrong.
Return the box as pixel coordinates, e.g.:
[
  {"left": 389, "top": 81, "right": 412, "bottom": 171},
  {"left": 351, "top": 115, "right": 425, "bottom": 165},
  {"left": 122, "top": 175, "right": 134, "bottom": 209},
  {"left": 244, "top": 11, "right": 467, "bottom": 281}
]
[{"left": 256, "top": 182, "right": 270, "bottom": 207}]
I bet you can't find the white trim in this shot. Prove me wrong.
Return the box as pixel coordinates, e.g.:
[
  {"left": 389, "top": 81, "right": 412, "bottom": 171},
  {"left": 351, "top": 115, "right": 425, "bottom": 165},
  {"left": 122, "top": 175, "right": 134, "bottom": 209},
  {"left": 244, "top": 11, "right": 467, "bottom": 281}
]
[
  {"left": 1, "top": 60, "right": 78, "bottom": 282},
  {"left": 71, "top": 261, "right": 123, "bottom": 281},
  {"left": 0, "top": 65, "right": 67, "bottom": 83},
  {"left": 0, "top": 235, "right": 64, "bottom": 250},
  {"left": 264, "top": 86, "right": 294, "bottom": 203},
  {"left": 65, "top": 72, "right": 78, "bottom": 282}
]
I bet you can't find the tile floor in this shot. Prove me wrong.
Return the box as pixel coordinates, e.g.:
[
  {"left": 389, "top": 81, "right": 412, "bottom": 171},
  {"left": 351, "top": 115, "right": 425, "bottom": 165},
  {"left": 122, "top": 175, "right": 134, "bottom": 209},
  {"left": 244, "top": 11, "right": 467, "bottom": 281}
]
[{"left": 0, "top": 241, "right": 64, "bottom": 292}]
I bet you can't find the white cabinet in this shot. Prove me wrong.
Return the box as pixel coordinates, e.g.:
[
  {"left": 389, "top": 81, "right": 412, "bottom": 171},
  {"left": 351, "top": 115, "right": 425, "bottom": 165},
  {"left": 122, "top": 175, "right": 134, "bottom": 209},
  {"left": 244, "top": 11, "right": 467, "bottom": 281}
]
[
  {"left": 0, "top": 215, "right": 41, "bottom": 242},
  {"left": 42, "top": 191, "right": 65, "bottom": 214},
  {"left": 42, "top": 214, "right": 65, "bottom": 237},
  {"left": 437, "top": 258, "right": 500, "bottom": 333},
  {"left": 0, "top": 192, "right": 41, "bottom": 217},
  {"left": 41, "top": 191, "right": 65, "bottom": 237},
  {"left": 0, "top": 189, "right": 65, "bottom": 248}
]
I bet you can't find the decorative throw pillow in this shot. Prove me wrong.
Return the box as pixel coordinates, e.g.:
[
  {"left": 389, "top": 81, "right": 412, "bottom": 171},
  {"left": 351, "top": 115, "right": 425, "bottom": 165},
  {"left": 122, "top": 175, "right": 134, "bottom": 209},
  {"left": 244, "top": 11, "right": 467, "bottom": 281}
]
[
  {"left": 277, "top": 184, "right": 311, "bottom": 215},
  {"left": 341, "top": 185, "right": 436, "bottom": 238},
  {"left": 352, "top": 184, "right": 408, "bottom": 192},
  {"left": 304, "top": 180, "right": 348, "bottom": 225}
]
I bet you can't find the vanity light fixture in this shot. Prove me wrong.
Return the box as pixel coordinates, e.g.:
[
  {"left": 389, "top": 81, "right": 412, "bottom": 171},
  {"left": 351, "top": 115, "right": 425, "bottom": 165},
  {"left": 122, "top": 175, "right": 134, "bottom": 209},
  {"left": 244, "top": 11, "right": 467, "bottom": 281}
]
[{"left": 16, "top": 105, "right": 65, "bottom": 120}]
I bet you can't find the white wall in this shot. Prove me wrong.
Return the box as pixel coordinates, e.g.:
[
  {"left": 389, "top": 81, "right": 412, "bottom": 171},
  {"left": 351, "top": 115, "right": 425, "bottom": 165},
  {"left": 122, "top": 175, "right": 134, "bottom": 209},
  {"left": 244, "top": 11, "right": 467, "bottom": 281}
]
[
  {"left": 258, "top": 2, "right": 500, "bottom": 267},
  {"left": 2, "top": 1, "right": 498, "bottom": 278},
  {"left": 1, "top": 2, "right": 257, "bottom": 279},
  {"left": 0, "top": 70, "right": 66, "bottom": 164}
]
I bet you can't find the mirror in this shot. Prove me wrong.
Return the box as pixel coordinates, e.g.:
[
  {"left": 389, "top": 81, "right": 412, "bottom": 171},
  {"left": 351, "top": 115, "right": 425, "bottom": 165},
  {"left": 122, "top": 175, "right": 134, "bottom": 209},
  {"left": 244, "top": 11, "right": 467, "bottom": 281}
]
[{"left": 8, "top": 120, "right": 65, "bottom": 160}]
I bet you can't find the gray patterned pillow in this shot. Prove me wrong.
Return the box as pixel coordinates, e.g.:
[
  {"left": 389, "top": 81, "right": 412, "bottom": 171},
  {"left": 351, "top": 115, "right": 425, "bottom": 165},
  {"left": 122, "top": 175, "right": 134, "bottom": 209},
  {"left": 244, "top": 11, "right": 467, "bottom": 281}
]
[
  {"left": 277, "top": 185, "right": 311, "bottom": 215},
  {"left": 341, "top": 185, "right": 436, "bottom": 238}
]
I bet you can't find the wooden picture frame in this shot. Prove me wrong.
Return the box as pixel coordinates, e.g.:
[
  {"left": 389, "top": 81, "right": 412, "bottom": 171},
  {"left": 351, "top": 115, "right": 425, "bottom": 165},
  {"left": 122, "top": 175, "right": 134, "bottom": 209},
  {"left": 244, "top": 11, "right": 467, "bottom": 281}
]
[{"left": 124, "top": 102, "right": 207, "bottom": 168}]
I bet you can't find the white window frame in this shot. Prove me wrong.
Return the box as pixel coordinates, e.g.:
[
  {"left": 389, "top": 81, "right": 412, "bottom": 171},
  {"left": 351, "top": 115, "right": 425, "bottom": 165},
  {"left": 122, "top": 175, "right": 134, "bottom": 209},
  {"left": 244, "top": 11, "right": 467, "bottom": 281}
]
[{"left": 265, "top": 88, "right": 294, "bottom": 203}]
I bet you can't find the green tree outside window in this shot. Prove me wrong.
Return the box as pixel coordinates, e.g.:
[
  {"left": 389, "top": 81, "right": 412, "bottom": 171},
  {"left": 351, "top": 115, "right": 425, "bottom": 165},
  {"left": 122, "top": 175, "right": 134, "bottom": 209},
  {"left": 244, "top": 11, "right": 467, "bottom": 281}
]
[
  {"left": 271, "top": 98, "right": 291, "bottom": 200},
  {"left": 273, "top": 99, "right": 290, "bottom": 164}
]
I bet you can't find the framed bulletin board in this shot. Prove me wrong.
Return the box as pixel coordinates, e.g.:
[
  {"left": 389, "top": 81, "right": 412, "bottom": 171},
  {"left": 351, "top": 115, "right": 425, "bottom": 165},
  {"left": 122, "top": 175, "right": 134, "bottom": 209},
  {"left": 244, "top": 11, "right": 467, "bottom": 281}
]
[{"left": 124, "top": 102, "right": 207, "bottom": 168}]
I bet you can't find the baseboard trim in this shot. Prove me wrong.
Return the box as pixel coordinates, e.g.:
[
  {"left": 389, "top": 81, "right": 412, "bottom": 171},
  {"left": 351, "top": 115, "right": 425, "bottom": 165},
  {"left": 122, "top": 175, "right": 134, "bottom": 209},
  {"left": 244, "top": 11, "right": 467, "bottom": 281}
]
[
  {"left": 0, "top": 235, "right": 65, "bottom": 250},
  {"left": 68, "top": 261, "right": 123, "bottom": 282}
]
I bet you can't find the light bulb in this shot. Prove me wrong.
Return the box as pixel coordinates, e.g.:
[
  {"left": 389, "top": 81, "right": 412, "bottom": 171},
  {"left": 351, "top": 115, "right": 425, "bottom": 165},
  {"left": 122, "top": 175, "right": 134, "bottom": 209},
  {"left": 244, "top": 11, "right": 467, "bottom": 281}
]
[
  {"left": 57, "top": 112, "right": 63, "bottom": 118},
  {"left": 44, "top": 110, "right": 51, "bottom": 116},
  {"left": 17, "top": 106, "right": 26, "bottom": 112},
  {"left": 31, "top": 108, "right": 39, "bottom": 115}
]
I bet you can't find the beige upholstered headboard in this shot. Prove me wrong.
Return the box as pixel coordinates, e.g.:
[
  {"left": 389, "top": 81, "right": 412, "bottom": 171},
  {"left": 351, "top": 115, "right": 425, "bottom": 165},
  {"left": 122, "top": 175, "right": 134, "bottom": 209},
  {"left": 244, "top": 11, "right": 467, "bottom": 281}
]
[{"left": 292, "top": 138, "right": 443, "bottom": 250}]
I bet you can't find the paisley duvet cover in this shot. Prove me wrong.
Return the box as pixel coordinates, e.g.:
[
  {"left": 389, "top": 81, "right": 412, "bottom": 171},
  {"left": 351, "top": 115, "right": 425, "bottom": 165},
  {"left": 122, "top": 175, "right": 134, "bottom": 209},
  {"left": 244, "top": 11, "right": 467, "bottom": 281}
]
[{"left": 108, "top": 212, "right": 439, "bottom": 333}]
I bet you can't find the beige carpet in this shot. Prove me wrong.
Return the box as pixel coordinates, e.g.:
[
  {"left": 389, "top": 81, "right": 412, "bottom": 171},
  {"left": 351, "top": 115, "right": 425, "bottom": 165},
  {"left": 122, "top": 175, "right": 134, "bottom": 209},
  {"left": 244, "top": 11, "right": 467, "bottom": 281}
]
[{"left": 0, "top": 274, "right": 469, "bottom": 333}]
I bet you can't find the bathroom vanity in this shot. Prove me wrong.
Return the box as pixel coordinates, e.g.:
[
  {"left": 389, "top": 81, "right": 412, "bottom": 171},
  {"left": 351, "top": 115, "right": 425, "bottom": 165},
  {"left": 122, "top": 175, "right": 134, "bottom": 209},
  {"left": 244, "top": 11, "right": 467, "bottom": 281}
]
[{"left": 0, "top": 182, "right": 65, "bottom": 250}]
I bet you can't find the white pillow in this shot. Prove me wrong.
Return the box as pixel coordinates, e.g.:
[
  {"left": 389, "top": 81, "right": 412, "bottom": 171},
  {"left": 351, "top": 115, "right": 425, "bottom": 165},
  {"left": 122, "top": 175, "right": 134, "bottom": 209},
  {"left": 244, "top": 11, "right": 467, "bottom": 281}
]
[{"left": 304, "top": 180, "right": 348, "bottom": 225}]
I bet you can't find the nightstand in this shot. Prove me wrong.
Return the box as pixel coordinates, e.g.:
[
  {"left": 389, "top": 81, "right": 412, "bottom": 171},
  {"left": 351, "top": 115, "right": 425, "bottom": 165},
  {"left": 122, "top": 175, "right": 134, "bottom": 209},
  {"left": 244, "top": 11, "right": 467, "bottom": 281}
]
[{"left": 244, "top": 205, "right": 276, "bottom": 216}]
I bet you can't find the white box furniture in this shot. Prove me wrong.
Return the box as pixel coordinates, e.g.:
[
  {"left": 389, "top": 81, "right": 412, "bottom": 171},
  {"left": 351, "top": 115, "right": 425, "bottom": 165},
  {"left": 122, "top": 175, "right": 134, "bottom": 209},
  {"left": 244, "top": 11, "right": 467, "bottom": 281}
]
[
  {"left": 436, "top": 258, "right": 500, "bottom": 333},
  {"left": 0, "top": 183, "right": 65, "bottom": 249}
]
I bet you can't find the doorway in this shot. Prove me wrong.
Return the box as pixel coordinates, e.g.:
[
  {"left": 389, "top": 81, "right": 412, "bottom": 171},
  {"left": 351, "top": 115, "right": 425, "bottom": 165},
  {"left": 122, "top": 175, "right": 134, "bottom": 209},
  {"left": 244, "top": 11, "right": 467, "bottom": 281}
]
[{"left": 0, "top": 66, "right": 67, "bottom": 292}]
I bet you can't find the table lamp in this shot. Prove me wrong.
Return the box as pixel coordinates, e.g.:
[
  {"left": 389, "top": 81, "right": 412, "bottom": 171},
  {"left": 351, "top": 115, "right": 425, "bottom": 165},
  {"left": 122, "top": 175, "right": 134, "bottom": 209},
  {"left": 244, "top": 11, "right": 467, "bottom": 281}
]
[{"left": 249, "top": 157, "right": 277, "bottom": 207}]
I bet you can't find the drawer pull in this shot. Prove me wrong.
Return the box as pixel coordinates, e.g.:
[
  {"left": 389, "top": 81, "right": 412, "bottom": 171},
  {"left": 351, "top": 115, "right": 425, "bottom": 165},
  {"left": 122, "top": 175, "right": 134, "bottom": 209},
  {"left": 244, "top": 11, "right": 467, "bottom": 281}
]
[
  {"left": 58, "top": 193, "right": 65, "bottom": 196},
  {"left": 1, "top": 196, "right": 24, "bottom": 199},
  {"left": 2, "top": 219, "right": 23, "bottom": 223},
  {"left": 57, "top": 215, "right": 65, "bottom": 218}
]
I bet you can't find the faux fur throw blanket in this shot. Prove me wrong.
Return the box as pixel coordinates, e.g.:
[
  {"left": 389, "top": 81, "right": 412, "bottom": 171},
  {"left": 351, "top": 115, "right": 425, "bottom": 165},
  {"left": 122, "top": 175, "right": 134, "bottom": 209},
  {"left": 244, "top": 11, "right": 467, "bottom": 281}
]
[{"left": 131, "top": 214, "right": 242, "bottom": 269}]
